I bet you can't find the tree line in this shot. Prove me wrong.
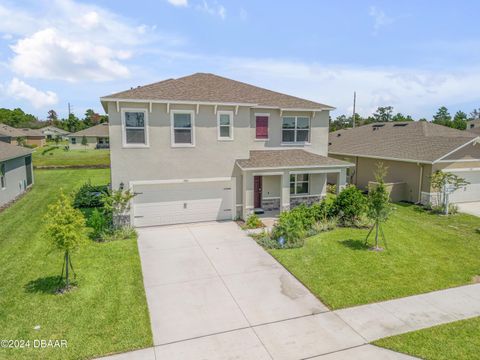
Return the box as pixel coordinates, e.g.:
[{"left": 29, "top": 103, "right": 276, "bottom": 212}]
[
  {"left": 0, "top": 108, "right": 108, "bottom": 133},
  {"left": 330, "top": 106, "right": 480, "bottom": 132}
]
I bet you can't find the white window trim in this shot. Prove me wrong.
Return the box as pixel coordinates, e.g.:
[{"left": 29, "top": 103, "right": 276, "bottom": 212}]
[
  {"left": 217, "top": 110, "right": 234, "bottom": 141},
  {"left": 254, "top": 113, "right": 270, "bottom": 141},
  {"left": 290, "top": 173, "right": 310, "bottom": 195},
  {"left": 171, "top": 110, "right": 195, "bottom": 147},
  {"left": 281, "top": 116, "right": 311, "bottom": 145},
  {"left": 121, "top": 108, "right": 149, "bottom": 148}
]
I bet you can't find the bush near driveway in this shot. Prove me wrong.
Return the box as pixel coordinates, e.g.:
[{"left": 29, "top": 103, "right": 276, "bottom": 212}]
[{"left": 0, "top": 169, "right": 152, "bottom": 360}]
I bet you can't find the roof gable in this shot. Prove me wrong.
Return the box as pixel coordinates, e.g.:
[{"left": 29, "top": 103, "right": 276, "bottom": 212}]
[{"left": 102, "top": 73, "right": 333, "bottom": 110}]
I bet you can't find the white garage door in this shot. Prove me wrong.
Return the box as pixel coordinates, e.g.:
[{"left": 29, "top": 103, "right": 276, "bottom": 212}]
[
  {"left": 132, "top": 180, "right": 233, "bottom": 227},
  {"left": 449, "top": 170, "right": 480, "bottom": 203}
]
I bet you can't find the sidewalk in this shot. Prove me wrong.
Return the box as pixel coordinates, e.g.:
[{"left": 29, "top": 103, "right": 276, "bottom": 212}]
[{"left": 335, "top": 284, "right": 480, "bottom": 342}]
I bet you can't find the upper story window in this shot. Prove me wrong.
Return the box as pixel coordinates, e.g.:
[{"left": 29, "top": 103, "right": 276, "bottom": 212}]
[
  {"left": 0, "top": 163, "right": 5, "bottom": 189},
  {"left": 171, "top": 110, "right": 195, "bottom": 147},
  {"left": 282, "top": 116, "right": 310, "bottom": 143},
  {"left": 217, "top": 111, "right": 234, "bottom": 141},
  {"left": 255, "top": 114, "right": 269, "bottom": 140},
  {"left": 122, "top": 109, "right": 148, "bottom": 147},
  {"left": 290, "top": 174, "right": 309, "bottom": 195}
]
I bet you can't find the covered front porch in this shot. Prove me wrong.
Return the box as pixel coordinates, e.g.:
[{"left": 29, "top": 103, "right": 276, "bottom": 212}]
[{"left": 236, "top": 150, "right": 354, "bottom": 219}]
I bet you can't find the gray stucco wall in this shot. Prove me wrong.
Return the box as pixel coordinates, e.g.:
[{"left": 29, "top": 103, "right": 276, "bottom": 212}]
[
  {"left": 107, "top": 101, "right": 330, "bottom": 189},
  {"left": 0, "top": 156, "right": 31, "bottom": 207}
]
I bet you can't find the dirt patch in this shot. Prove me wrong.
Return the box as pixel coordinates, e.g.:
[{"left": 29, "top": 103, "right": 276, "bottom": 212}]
[{"left": 472, "top": 275, "right": 480, "bottom": 283}]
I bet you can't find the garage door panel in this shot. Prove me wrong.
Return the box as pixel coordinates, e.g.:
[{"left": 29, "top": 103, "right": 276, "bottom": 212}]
[
  {"left": 449, "top": 171, "right": 480, "bottom": 203},
  {"left": 132, "top": 180, "right": 233, "bottom": 227}
]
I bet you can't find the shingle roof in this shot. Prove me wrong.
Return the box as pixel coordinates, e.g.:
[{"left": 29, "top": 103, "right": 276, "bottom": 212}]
[
  {"left": 236, "top": 149, "right": 353, "bottom": 170},
  {"left": 0, "top": 124, "right": 44, "bottom": 138},
  {"left": 68, "top": 123, "right": 109, "bottom": 137},
  {"left": 0, "top": 141, "right": 32, "bottom": 162},
  {"left": 41, "top": 126, "right": 70, "bottom": 135},
  {"left": 0, "top": 124, "right": 27, "bottom": 138},
  {"left": 102, "top": 73, "right": 334, "bottom": 110},
  {"left": 329, "top": 122, "right": 478, "bottom": 163}
]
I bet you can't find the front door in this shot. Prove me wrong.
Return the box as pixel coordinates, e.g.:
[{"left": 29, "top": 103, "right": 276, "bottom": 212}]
[{"left": 254, "top": 176, "right": 262, "bottom": 208}]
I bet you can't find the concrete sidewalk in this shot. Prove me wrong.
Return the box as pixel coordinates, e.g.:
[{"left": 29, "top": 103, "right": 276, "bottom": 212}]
[{"left": 335, "top": 284, "right": 480, "bottom": 342}]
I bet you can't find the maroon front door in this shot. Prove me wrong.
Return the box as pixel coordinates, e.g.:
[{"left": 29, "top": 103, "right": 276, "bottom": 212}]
[{"left": 254, "top": 176, "right": 262, "bottom": 209}]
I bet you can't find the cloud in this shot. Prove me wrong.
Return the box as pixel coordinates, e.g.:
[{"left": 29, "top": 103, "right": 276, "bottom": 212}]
[
  {"left": 167, "top": 0, "right": 188, "bottom": 6},
  {"left": 5, "top": 78, "right": 58, "bottom": 108},
  {"left": 196, "top": 1, "right": 226, "bottom": 19},
  {"left": 221, "top": 57, "right": 480, "bottom": 118},
  {"left": 369, "top": 6, "right": 394, "bottom": 32},
  {"left": 1, "top": 0, "right": 180, "bottom": 82}
]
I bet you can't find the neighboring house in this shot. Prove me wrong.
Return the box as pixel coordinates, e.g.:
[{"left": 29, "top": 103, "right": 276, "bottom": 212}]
[
  {"left": 67, "top": 123, "right": 110, "bottom": 149},
  {"left": 0, "top": 141, "right": 34, "bottom": 207},
  {"left": 0, "top": 124, "right": 46, "bottom": 147},
  {"left": 329, "top": 122, "right": 480, "bottom": 204},
  {"left": 41, "top": 125, "right": 70, "bottom": 140},
  {"left": 100, "top": 72, "right": 353, "bottom": 227}
]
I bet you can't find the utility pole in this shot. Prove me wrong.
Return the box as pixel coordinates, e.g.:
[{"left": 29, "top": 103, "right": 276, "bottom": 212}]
[
  {"left": 352, "top": 91, "right": 356, "bottom": 128},
  {"left": 68, "top": 103, "right": 73, "bottom": 117}
]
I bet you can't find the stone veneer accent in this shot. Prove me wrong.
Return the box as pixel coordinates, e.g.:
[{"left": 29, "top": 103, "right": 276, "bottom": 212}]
[
  {"left": 290, "top": 195, "right": 323, "bottom": 208},
  {"left": 261, "top": 198, "right": 280, "bottom": 211}
]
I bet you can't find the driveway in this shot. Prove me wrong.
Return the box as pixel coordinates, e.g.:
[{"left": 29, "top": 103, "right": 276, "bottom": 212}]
[
  {"left": 456, "top": 201, "right": 480, "bottom": 217},
  {"left": 127, "top": 221, "right": 415, "bottom": 360}
]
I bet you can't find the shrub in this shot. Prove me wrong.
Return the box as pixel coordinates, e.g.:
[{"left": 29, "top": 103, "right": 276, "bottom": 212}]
[
  {"left": 431, "top": 203, "right": 458, "bottom": 215},
  {"left": 87, "top": 208, "right": 108, "bottom": 240},
  {"left": 332, "top": 185, "right": 367, "bottom": 225},
  {"left": 244, "top": 213, "right": 263, "bottom": 229},
  {"left": 310, "top": 195, "right": 336, "bottom": 221},
  {"left": 73, "top": 183, "right": 109, "bottom": 208},
  {"left": 271, "top": 208, "right": 308, "bottom": 246},
  {"left": 327, "top": 184, "right": 337, "bottom": 194}
]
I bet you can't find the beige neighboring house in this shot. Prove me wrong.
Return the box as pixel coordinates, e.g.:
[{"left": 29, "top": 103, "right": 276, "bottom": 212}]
[
  {"left": 329, "top": 122, "right": 480, "bottom": 204},
  {"left": 41, "top": 125, "right": 70, "bottom": 140},
  {"left": 0, "top": 124, "right": 46, "bottom": 147},
  {"left": 68, "top": 123, "right": 110, "bottom": 149},
  {"left": 0, "top": 141, "right": 33, "bottom": 207},
  {"left": 100, "top": 72, "right": 353, "bottom": 227}
]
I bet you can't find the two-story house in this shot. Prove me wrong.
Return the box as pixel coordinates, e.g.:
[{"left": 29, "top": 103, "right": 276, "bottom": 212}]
[{"left": 101, "top": 73, "right": 353, "bottom": 227}]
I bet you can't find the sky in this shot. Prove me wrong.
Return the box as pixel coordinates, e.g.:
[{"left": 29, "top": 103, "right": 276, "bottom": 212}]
[{"left": 0, "top": 0, "right": 479, "bottom": 120}]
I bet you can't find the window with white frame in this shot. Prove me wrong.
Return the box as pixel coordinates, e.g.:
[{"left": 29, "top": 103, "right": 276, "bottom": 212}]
[
  {"left": 172, "top": 111, "right": 194, "bottom": 146},
  {"left": 123, "top": 110, "right": 148, "bottom": 146},
  {"left": 217, "top": 111, "right": 233, "bottom": 140},
  {"left": 290, "top": 174, "right": 309, "bottom": 195},
  {"left": 282, "top": 116, "right": 310, "bottom": 143},
  {"left": 0, "top": 163, "right": 5, "bottom": 189}
]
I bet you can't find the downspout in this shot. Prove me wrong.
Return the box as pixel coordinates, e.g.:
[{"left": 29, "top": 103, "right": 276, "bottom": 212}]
[
  {"left": 417, "top": 163, "right": 424, "bottom": 204},
  {"left": 355, "top": 157, "right": 359, "bottom": 184}
]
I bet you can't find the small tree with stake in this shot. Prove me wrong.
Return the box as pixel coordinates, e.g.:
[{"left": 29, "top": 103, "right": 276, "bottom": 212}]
[
  {"left": 365, "top": 163, "right": 392, "bottom": 251},
  {"left": 44, "top": 192, "right": 88, "bottom": 292},
  {"left": 430, "top": 170, "right": 468, "bottom": 215}
]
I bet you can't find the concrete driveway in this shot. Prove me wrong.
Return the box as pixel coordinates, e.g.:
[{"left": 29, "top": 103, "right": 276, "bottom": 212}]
[
  {"left": 129, "top": 221, "right": 415, "bottom": 360},
  {"left": 457, "top": 201, "right": 480, "bottom": 217}
]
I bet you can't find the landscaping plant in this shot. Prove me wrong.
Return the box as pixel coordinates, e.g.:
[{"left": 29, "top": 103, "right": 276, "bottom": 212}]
[
  {"left": 332, "top": 184, "right": 367, "bottom": 226},
  {"left": 101, "top": 187, "right": 136, "bottom": 229},
  {"left": 81, "top": 135, "right": 88, "bottom": 150},
  {"left": 244, "top": 213, "right": 263, "bottom": 229},
  {"left": 430, "top": 170, "right": 468, "bottom": 215},
  {"left": 365, "top": 163, "right": 392, "bottom": 250},
  {"left": 73, "top": 182, "right": 109, "bottom": 208},
  {"left": 43, "top": 192, "right": 88, "bottom": 291}
]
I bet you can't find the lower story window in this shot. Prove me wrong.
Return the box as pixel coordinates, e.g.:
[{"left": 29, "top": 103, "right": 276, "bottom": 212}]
[
  {"left": 290, "top": 174, "right": 309, "bottom": 195},
  {"left": 71, "top": 137, "right": 76, "bottom": 145}
]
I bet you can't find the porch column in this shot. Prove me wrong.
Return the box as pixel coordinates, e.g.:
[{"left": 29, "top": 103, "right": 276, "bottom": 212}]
[
  {"left": 242, "top": 171, "right": 254, "bottom": 219},
  {"left": 336, "top": 168, "right": 347, "bottom": 194},
  {"left": 281, "top": 170, "right": 290, "bottom": 212}
]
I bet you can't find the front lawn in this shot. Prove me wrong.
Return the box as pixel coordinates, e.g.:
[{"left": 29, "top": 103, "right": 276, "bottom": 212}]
[
  {"left": 32, "top": 147, "right": 110, "bottom": 168},
  {"left": 0, "top": 169, "right": 152, "bottom": 360},
  {"left": 270, "top": 203, "right": 480, "bottom": 309},
  {"left": 374, "top": 317, "right": 480, "bottom": 360}
]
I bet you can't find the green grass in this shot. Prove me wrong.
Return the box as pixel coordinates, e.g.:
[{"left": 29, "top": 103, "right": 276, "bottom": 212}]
[
  {"left": 0, "top": 169, "right": 152, "bottom": 360},
  {"left": 270, "top": 203, "right": 480, "bottom": 309},
  {"left": 32, "top": 147, "right": 110, "bottom": 167},
  {"left": 374, "top": 317, "right": 480, "bottom": 360}
]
